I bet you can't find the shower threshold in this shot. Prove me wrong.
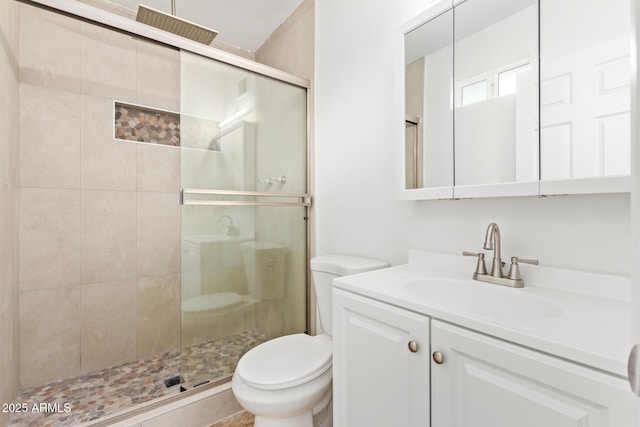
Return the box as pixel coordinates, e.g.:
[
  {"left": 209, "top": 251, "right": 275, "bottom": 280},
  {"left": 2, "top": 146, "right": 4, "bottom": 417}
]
[{"left": 8, "top": 329, "right": 267, "bottom": 427}]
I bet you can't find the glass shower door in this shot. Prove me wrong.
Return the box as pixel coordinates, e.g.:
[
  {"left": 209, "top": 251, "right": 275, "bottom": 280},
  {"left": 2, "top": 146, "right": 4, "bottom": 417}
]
[{"left": 178, "top": 51, "right": 308, "bottom": 389}]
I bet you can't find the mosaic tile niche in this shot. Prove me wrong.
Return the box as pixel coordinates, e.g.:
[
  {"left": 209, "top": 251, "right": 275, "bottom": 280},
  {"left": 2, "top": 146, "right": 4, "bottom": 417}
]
[{"left": 114, "top": 102, "right": 180, "bottom": 146}]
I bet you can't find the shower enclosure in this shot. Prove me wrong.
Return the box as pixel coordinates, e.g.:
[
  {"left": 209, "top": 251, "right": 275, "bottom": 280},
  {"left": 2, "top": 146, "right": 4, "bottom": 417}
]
[
  {"left": 10, "top": 1, "right": 309, "bottom": 425},
  {"left": 178, "top": 51, "right": 309, "bottom": 390}
]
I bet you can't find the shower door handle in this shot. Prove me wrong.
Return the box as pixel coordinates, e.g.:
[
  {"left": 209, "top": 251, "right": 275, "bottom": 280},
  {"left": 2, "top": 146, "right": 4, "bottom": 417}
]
[{"left": 181, "top": 189, "right": 311, "bottom": 207}]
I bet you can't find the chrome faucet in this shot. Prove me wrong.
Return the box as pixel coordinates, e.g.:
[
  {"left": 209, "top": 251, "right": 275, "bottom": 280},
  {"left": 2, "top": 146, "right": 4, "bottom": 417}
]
[{"left": 464, "top": 222, "right": 538, "bottom": 288}]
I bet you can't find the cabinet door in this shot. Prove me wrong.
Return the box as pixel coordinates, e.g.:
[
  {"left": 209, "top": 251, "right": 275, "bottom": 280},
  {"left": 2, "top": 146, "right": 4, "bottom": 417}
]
[
  {"left": 333, "top": 289, "right": 430, "bottom": 427},
  {"left": 431, "top": 320, "right": 638, "bottom": 427}
]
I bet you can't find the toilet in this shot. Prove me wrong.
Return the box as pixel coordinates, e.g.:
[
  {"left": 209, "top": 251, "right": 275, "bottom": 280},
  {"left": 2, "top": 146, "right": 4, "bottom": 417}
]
[{"left": 231, "top": 254, "right": 388, "bottom": 427}]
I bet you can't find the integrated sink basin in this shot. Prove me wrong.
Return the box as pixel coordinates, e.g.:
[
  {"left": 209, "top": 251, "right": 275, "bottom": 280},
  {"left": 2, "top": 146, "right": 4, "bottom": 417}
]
[{"left": 403, "top": 277, "right": 563, "bottom": 322}]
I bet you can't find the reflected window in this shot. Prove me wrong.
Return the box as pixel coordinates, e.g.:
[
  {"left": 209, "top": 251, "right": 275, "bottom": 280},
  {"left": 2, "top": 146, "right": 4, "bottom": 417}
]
[
  {"left": 461, "top": 79, "right": 488, "bottom": 106},
  {"left": 458, "top": 61, "right": 530, "bottom": 107},
  {"left": 498, "top": 63, "right": 530, "bottom": 96}
]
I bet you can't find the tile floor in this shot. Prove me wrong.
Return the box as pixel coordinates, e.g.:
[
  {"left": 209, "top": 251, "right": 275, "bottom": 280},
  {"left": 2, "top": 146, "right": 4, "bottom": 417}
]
[
  {"left": 209, "top": 410, "right": 255, "bottom": 427},
  {"left": 8, "top": 330, "right": 266, "bottom": 427}
]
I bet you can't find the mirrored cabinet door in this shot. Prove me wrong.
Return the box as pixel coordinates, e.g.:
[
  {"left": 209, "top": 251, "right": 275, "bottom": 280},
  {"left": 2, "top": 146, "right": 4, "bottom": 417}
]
[
  {"left": 402, "top": 3, "right": 454, "bottom": 199},
  {"left": 399, "top": 0, "right": 630, "bottom": 201},
  {"left": 453, "top": 0, "right": 539, "bottom": 198},
  {"left": 539, "top": 0, "right": 631, "bottom": 195}
]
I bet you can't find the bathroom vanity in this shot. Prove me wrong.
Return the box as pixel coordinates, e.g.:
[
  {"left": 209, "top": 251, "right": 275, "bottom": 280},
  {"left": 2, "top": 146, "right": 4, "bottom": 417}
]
[{"left": 332, "top": 250, "right": 637, "bottom": 426}]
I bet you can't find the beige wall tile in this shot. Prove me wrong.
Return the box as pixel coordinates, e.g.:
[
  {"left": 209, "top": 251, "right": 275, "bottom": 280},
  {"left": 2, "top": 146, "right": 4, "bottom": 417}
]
[
  {"left": 19, "top": 83, "right": 81, "bottom": 189},
  {"left": 80, "top": 22, "right": 136, "bottom": 101},
  {"left": 0, "top": 0, "right": 19, "bottom": 420},
  {"left": 255, "top": 0, "right": 314, "bottom": 80},
  {"left": 19, "top": 286, "right": 81, "bottom": 388},
  {"left": 9, "top": 184, "right": 18, "bottom": 284},
  {"left": 81, "top": 190, "right": 137, "bottom": 283},
  {"left": 19, "top": 188, "right": 81, "bottom": 291},
  {"left": 0, "top": 85, "right": 11, "bottom": 185},
  {"left": 136, "top": 274, "right": 180, "bottom": 358},
  {"left": 140, "top": 389, "right": 243, "bottom": 427},
  {"left": 18, "top": 2, "right": 81, "bottom": 92},
  {"left": 0, "top": 0, "right": 18, "bottom": 55},
  {"left": 81, "top": 280, "right": 137, "bottom": 372},
  {"left": 136, "top": 143, "right": 181, "bottom": 193},
  {"left": 0, "top": 81, "right": 18, "bottom": 186},
  {"left": 0, "top": 215, "right": 18, "bottom": 394},
  {"left": 0, "top": 184, "right": 10, "bottom": 311},
  {"left": 0, "top": 303, "right": 19, "bottom": 426},
  {"left": 0, "top": 19, "right": 18, "bottom": 186},
  {"left": 136, "top": 40, "right": 180, "bottom": 112},
  {"left": 137, "top": 192, "right": 181, "bottom": 277},
  {"left": 81, "top": 95, "right": 137, "bottom": 191}
]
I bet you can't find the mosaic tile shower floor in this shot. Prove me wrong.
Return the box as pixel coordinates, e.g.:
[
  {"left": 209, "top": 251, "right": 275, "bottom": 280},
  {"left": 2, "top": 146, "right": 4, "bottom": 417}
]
[{"left": 8, "top": 330, "right": 267, "bottom": 427}]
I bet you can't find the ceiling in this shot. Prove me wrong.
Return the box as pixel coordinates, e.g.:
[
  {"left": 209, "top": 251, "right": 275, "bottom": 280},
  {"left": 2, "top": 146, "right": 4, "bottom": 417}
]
[{"left": 105, "top": 0, "right": 304, "bottom": 52}]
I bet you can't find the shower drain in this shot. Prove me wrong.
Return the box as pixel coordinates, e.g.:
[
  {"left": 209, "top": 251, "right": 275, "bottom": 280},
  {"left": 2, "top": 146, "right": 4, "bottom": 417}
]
[{"left": 163, "top": 375, "right": 183, "bottom": 388}]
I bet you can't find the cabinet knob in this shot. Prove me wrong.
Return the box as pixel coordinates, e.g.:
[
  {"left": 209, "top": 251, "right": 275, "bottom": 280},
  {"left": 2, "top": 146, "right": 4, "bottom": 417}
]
[
  {"left": 408, "top": 341, "right": 419, "bottom": 353},
  {"left": 432, "top": 351, "right": 445, "bottom": 365}
]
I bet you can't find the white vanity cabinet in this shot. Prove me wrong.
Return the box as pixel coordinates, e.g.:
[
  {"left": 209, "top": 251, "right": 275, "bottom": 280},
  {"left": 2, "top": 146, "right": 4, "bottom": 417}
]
[
  {"left": 431, "top": 320, "right": 637, "bottom": 427},
  {"left": 332, "top": 288, "right": 430, "bottom": 427},
  {"left": 333, "top": 285, "right": 637, "bottom": 427}
]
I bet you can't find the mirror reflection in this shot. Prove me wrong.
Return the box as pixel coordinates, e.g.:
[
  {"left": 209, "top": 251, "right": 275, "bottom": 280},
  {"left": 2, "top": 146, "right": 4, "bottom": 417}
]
[
  {"left": 404, "top": 8, "right": 454, "bottom": 190},
  {"left": 454, "top": 0, "right": 539, "bottom": 187},
  {"left": 540, "top": 0, "right": 630, "bottom": 181}
]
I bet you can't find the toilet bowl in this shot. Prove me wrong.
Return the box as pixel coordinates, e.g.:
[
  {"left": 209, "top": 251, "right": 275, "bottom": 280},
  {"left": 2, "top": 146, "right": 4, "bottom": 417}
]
[
  {"left": 232, "top": 334, "right": 332, "bottom": 427},
  {"left": 231, "top": 254, "right": 388, "bottom": 427}
]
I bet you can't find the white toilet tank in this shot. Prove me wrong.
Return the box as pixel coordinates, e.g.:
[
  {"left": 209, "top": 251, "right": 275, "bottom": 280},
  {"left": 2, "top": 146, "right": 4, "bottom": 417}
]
[
  {"left": 310, "top": 255, "right": 388, "bottom": 336},
  {"left": 241, "top": 241, "right": 287, "bottom": 300}
]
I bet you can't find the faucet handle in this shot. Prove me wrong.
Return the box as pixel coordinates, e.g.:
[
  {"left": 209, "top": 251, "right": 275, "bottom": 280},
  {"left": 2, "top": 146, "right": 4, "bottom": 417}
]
[
  {"left": 462, "top": 251, "right": 488, "bottom": 275},
  {"left": 507, "top": 256, "right": 539, "bottom": 280}
]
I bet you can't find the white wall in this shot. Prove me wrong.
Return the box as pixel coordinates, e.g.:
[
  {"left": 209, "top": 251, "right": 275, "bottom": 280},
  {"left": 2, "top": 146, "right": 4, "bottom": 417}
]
[{"left": 314, "top": 0, "right": 630, "bottom": 276}]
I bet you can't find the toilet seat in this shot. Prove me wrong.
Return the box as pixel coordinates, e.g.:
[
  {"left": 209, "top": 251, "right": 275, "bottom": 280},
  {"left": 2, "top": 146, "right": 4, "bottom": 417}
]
[{"left": 236, "top": 334, "right": 332, "bottom": 390}]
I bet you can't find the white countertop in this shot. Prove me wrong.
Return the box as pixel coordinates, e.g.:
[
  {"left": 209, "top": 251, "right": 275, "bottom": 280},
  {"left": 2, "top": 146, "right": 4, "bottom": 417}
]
[{"left": 333, "top": 250, "right": 632, "bottom": 378}]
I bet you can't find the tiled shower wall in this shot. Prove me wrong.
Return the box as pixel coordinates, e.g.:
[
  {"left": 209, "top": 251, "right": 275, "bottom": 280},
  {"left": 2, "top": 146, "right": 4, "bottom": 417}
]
[
  {"left": 17, "top": 3, "right": 182, "bottom": 388},
  {"left": 0, "top": 0, "right": 20, "bottom": 424},
  {"left": 255, "top": 0, "right": 313, "bottom": 80}
]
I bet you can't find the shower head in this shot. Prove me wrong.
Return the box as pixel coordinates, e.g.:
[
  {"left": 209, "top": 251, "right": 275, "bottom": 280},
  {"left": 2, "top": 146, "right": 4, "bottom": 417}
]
[{"left": 136, "top": 5, "right": 219, "bottom": 45}]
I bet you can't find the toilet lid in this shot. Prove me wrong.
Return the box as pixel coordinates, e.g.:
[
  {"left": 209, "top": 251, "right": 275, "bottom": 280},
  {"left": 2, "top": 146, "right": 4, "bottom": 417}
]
[{"left": 236, "top": 334, "right": 332, "bottom": 390}]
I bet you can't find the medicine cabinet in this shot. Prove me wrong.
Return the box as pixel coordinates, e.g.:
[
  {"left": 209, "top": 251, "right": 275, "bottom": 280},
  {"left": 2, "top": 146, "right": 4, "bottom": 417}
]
[{"left": 400, "top": 0, "right": 631, "bottom": 200}]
